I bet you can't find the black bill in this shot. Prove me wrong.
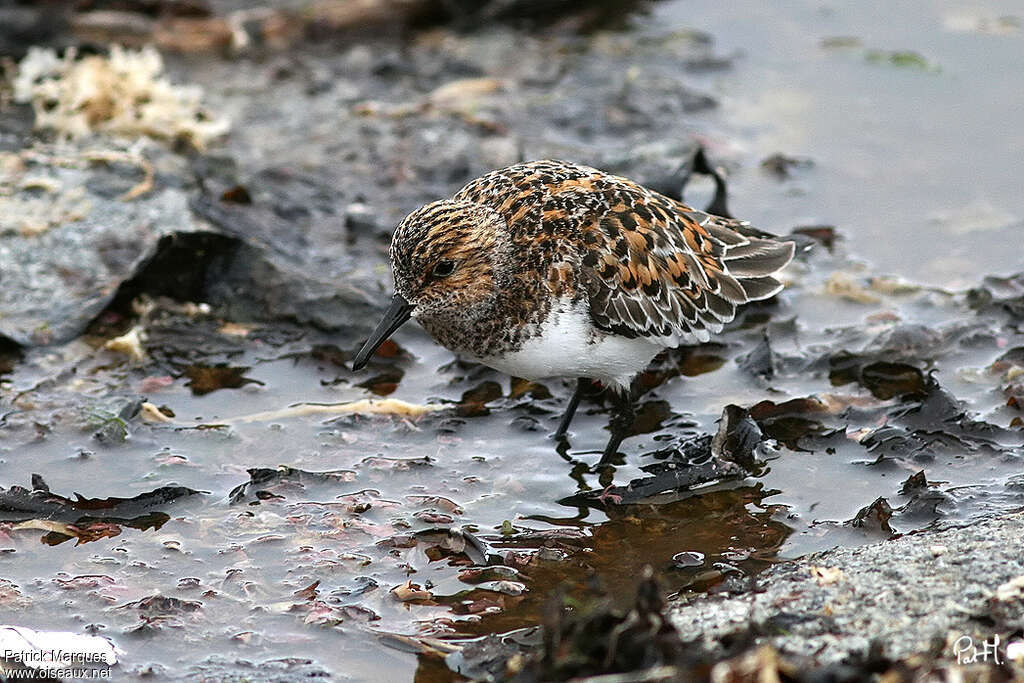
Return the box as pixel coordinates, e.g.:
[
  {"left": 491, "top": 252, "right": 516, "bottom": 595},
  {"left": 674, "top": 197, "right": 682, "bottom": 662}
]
[{"left": 351, "top": 294, "right": 414, "bottom": 370}]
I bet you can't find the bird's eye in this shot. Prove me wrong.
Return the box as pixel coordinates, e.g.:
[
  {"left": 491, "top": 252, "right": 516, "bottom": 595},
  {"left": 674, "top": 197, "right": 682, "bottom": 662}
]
[{"left": 432, "top": 260, "right": 456, "bottom": 278}]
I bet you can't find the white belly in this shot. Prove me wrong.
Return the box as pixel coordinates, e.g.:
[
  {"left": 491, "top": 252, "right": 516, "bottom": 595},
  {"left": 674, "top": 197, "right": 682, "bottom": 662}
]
[{"left": 476, "top": 300, "right": 666, "bottom": 391}]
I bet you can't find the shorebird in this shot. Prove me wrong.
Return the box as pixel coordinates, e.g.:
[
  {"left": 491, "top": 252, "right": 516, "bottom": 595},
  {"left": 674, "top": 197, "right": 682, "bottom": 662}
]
[{"left": 352, "top": 159, "right": 794, "bottom": 462}]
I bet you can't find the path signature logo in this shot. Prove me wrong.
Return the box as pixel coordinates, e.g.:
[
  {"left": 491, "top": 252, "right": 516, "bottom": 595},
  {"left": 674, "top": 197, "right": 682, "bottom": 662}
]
[{"left": 952, "top": 634, "right": 1024, "bottom": 665}]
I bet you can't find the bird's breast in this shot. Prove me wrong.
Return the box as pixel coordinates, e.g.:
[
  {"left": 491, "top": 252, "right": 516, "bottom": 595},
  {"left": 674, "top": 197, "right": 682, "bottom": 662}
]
[{"left": 475, "top": 298, "right": 664, "bottom": 390}]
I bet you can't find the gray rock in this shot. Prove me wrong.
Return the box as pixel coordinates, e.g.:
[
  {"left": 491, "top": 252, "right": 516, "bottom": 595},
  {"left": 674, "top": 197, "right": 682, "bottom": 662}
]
[
  {"left": 669, "top": 512, "right": 1024, "bottom": 665},
  {"left": 0, "top": 155, "right": 199, "bottom": 346},
  {"left": 0, "top": 148, "right": 386, "bottom": 347}
]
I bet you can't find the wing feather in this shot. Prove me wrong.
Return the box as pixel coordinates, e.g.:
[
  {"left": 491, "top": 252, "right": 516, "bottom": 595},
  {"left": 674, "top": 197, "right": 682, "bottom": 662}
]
[
  {"left": 454, "top": 159, "right": 794, "bottom": 346},
  {"left": 569, "top": 168, "right": 794, "bottom": 345}
]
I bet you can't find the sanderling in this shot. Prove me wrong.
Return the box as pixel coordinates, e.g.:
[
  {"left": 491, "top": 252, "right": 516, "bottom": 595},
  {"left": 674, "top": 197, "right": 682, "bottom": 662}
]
[{"left": 353, "top": 159, "right": 794, "bottom": 461}]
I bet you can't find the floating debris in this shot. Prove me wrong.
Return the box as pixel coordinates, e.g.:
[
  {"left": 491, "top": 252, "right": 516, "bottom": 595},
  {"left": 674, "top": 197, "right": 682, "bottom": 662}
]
[
  {"left": 103, "top": 326, "right": 147, "bottom": 362},
  {"left": 227, "top": 466, "right": 357, "bottom": 505},
  {"left": 183, "top": 364, "right": 262, "bottom": 395},
  {"left": 824, "top": 272, "right": 882, "bottom": 304},
  {"left": 760, "top": 152, "right": 814, "bottom": 179},
  {"left": 0, "top": 475, "right": 202, "bottom": 545},
  {"left": 865, "top": 49, "right": 938, "bottom": 71},
  {"left": 13, "top": 45, "right": 229, "bottom": 148},
  {"left": 225, "top": 398, "right": 447, "bottom": 424}
]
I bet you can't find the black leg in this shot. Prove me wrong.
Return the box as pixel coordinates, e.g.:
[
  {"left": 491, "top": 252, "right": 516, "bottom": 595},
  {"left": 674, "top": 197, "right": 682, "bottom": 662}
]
[
  {"left": 598, "top": 387, "right": 635, "bottom": 466},
  {"left": 554, "top": 378, "right": 588, "bottom": 440}
]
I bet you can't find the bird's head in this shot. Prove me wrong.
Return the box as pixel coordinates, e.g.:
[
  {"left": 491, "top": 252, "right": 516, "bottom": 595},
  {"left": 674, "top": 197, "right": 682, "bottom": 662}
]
[{"left": 351, "top": 200, "right": 506, "bottom": 370}]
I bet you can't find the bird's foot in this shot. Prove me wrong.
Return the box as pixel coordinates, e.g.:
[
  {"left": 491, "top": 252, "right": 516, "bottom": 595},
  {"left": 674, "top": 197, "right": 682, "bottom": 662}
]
[{"left": 596, "top": 483, "right": 622, "bottom": 505}]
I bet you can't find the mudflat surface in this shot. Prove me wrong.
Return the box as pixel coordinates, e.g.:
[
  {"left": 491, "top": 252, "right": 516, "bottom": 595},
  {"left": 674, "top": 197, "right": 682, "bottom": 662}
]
[{"left": 1, "top": 1, "right": 1022, "bottom": 680}]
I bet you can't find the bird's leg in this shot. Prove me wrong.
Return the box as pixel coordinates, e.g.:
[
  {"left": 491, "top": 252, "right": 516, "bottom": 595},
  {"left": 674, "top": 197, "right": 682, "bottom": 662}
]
[
  {"left": 598, "top": 386, "right": 635, "bottom": 466},
  {"left": 553, "top": 378, "right": 589, "bottom": 440}
]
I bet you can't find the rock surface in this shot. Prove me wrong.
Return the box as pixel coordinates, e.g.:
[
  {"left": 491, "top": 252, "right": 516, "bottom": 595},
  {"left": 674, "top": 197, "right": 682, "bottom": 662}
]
[
  {"left": 669, "top": 512, "right": 1024, "bottom": 666},
  {"left": 1, "top": 11, "right": 725, "bottom": 348}
]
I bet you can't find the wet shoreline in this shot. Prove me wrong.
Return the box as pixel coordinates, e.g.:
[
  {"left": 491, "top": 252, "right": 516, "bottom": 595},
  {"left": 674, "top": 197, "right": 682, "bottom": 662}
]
[{"left": 2, "top": 1, "right": 1023, "bottom": 680}]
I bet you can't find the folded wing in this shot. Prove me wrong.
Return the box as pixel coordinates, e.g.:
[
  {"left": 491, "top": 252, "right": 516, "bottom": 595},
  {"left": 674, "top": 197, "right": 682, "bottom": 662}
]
[{"left": 579, "top": 183, "right": 794, "bottom": 345}]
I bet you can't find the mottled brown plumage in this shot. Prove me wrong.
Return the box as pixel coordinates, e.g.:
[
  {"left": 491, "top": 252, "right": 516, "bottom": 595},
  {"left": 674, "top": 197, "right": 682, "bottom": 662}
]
[
  {"left": 386, "top": 159, "right": 793, "bottom": 361},
  {"left": 353, "top": 159, "right": 795, "bottom": 458}
]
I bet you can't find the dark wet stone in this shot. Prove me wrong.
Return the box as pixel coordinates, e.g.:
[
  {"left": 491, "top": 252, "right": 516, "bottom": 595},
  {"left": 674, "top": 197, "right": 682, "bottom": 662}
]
[
  {"left": 737, "top": 331, "right": 776, "bottom": 381},
  {"left": 457, "top": 380, "right": 505, "bottom": 417},
  {"left": 860, "top": 361, "right": 926, "bottom": 400},
  {"left": 967, "top": 272, "right": 1024, "bottom": 320},
  {"left": 791, "top": 225, "right": 840, "bottom": 252},
  {"left": 748, "top": 397, "right": 829, "bottom": 447},
  {"left": 188, "top": 193, "right": 383, "bottom": 335},
  {"left": 228, "top": 466, "right": 357, "bottom": 505},
  {"left": 760, "top": 152, "right": 814, "bottom": 179},
  {"left": 414, "top": 527, "right": 489, "bottom": 565},
  {"left": 672, "top": 551, "right": 705, "bottom": 568},
  {"left": 0, "top": 148, "right": 202, "bottom": 346},
  {"left": 183, "top": 364, "right": 262, "bottom": 395},
  {"left": 0, "top": 150, "right": 387, "bottom": 348},
  {"left": 0, "top": 103, "right": 36, "bottom": 153},
  {"left": 895, "top": 488, "right": 953, "bottom": 524},
  {"left": 710, "top": 404, "right": 763, "bottom": 471},
  {"left": 847, "top": 497, "right": 896, "bottom": 537},
  {"left": 83, "top": 395, "right": 145, "bottom": 444},
  {"left": 900, "top": 470, "right": 928, "bottom": 494}
]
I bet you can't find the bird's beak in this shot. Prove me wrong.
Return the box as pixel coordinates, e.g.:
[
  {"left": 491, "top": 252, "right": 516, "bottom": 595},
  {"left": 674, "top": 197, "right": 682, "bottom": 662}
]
[{"left": 351, "top": 294, "right": 414, "bottom": 370}]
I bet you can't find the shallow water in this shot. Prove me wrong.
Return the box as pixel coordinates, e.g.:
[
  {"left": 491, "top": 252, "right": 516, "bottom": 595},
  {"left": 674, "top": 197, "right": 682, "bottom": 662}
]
[
  {"left": 657, "top": 0, "right": 1024, "bottom": 287},
  {"left": 1, "top": 1, "right": 1023, "bottom": 681}
]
